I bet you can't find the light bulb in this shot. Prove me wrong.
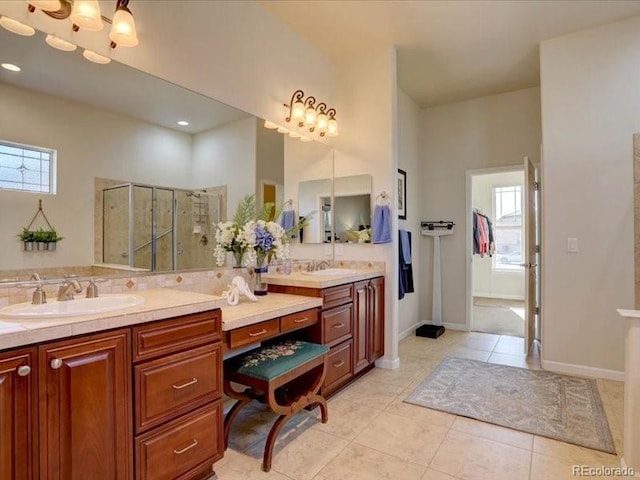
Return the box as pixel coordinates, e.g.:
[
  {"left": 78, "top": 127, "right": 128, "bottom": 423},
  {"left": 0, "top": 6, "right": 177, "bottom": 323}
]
[
  {"left": 71, "top": 0, "right": 103, "bottom": 31},
  {"left": 291, "top": 100, "right": 305, "bottom": 120},
  {"left": 82, "top": 49, "right": 111, "bottom": 64},
  {"left": 264, "top": 120, "right": 278, "bottom": 129},
  {"left": 304, "top": 107, "right": 317, "bottom": 126},
  {"left": 327, "top": 118, "right": 338, "bottom": 136},
  {"left": 45, "top": 34, "right": 77, "bottom": 52},
  {"left": 30, "top": 0, "right": 61, "bottom": 11},
  {"left": 109, "top": 5, "right": 138, "bottom": 47},
  {"left": 316, "top": 113, "right": 328, "bottom": 131},
  {"left": 0, "top": 16, "right": 35, "bottom": 36}
]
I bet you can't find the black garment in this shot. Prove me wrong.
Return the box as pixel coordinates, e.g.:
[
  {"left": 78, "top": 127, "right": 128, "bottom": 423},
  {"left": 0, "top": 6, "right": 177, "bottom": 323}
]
[{"left": 399, "top": 230, "right": 415, "bottom": 300}]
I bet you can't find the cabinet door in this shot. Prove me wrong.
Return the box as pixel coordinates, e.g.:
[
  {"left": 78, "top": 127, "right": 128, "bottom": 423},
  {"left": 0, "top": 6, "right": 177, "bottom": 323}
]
[
  {"left": 369, "top": 277, "right": 385, "bottom": 362},
  {"left": 353, "top": 281, "right": 369, "bottom": 374},
  {"left": 39, "top": 329, "right": 133, "bottom": 480},
  {"left": 0, "top": 348, "right": 38, "bottom": 480}
]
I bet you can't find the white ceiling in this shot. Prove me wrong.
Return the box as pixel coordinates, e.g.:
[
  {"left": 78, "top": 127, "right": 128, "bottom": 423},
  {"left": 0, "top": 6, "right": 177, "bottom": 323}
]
[
  {"left": 259, "top": 0, "right": 640, "bottom": 107},
  {"left": 0, "top": 27, "right": 249, "bottom": 134}
]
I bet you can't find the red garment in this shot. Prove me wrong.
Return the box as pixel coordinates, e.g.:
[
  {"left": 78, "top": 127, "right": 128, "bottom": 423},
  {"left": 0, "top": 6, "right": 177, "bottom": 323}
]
[{"left": 478, "top": 215, "right": 489, "bottom": 257}]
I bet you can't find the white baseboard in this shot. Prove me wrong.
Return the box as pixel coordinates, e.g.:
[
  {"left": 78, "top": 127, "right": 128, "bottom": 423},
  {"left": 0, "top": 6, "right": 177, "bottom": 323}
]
[
  {"left": 443, "top": 322, "right": 469, "bottom": 331},
  {"left": 473, "top": 293, "right": 525, "bottom": 301},
  {"left": 399, "top": 322, "right": 422, "bottom": 340},
  {"left": 541, "top": 360, "right": 624, "bottom": 382},
  {"left": 376, "top": 356, "right": 401, "bottom": 370}
]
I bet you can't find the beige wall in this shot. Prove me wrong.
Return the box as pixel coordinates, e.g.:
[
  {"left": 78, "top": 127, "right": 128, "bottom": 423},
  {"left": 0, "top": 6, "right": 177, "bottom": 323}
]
[
  {"left": 540, "top": 15, "right": 640, "bottom": 376},
  {"left": 398, "top": 88, "right": 422, "bottom": 336},
  {"left": 419, "top": 87, "right": 542, "bottom": 328}
]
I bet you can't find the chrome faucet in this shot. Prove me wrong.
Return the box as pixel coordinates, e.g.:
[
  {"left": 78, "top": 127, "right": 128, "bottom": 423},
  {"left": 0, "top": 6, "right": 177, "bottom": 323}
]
[
  {"left": 307, "top": 260, "right": 331, "bottom": 271},
  {"left": 57, "top": 279, "right": 82, "bottom": 301},
  {"left": 30, "top": 273, "right": 47, "bottom": 305},
  {"left": 86, "top": 280, "right": 99, "bottom": 298}
]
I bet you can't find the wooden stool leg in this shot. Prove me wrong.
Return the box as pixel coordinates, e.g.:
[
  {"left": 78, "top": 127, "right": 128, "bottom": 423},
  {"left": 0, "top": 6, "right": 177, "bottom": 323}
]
[
  {"left": 262, "top": 412, "right": 293, "bottom": 472},
  {"left": 223, "top": 398, "right": 252, "bottom": 449},
  {"left": 311, "top": 395, "right": 328, "bottom": 423}
]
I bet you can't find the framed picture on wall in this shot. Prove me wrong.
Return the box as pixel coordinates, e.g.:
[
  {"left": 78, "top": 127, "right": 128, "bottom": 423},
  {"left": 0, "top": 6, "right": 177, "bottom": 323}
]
[{"left": 397, "top": 168, "right": 407, "bottom": 219}]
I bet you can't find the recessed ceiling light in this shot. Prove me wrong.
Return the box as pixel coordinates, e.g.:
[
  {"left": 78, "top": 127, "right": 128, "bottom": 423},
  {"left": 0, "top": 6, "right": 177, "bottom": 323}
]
[
  {"left": 82, "top": 49, "right": 111, "bottom": 64},
  {"left": 45, "top": 34, "right": 77, "bottom": 52},
  {"left": 177, "top": 120, "right": 189, "bottom": 126},
  {"left": 1, "top": 63, "right": 21, "bottom": 72},
  {"left": 0, "top": 17, "right": 35, "bottom": 36}
]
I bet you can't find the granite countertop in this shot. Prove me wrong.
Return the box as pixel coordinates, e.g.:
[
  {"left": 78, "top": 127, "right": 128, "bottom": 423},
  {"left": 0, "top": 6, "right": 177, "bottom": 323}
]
[
  {"left": 264, "top": 268, "right": 385, "bottom": 289},
  {"left": 221, "top": 293, "right": 322, "bottom": 331},
  {"left": 0, "top": 288, "right": 226, "bottom": 350}
]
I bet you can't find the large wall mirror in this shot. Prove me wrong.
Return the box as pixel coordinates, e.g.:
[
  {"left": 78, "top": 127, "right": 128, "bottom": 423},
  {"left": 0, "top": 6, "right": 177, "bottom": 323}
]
[{"left": 0, "top": 27, "right": 335, "bottom": 277}]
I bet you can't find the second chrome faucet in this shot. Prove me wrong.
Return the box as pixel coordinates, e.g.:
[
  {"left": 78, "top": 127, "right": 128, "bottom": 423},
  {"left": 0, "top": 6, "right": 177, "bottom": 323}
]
[{"left": 57, "top": 279, "right": 83, "bottom": 301}]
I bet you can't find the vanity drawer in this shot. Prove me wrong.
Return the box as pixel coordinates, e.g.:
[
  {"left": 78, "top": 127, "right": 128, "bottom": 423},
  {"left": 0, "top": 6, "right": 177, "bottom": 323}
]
[
  {"left": 321, "top": 303, "right": 353, "bottom": 347},
  {"left": 323, "top": 340, "right": 353, "bottom": 394},
  {"left": 134, "top": 344, "right": 222, "bottom": 433},
  {"left": 228, "top": 319, "right": 280, "bottom": 349},
  {"left": 280, "top": 308, "right": 318, "bottom": 333},
  {"left": 135, "top": 400, "right": 223, "bottom": 480},
  {"left": 322, "top": 284, "right": 354, "bottom": 310},
  {"left": 133, "top": 310, "right": 221, "bottom": 363}
]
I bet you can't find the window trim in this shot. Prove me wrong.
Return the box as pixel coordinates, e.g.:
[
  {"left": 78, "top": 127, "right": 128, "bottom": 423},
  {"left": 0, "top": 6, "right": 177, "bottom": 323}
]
[{"left": 0, "top": 139, "right": 57, "bottom": 195}]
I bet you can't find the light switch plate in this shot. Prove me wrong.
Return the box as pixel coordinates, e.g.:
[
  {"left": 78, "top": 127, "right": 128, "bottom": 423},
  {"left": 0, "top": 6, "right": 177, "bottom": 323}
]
[
  {"left": 335, "top": 243, "right": 344, "bottom": 256},
  {"left": 323, "top": 244, "right": 332, "bottom": 256},
  {"left": 567, "top": 237, "right": 578, "bottom": 253}
]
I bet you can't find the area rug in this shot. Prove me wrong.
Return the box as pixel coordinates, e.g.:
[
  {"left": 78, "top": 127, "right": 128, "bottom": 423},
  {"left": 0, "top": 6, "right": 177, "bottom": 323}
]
[
  {"left": 473, "top": 305, "right": 524, "bottom": 337},
  {"left": 404, "top": 357, "right": 616, "bottom": 454}
]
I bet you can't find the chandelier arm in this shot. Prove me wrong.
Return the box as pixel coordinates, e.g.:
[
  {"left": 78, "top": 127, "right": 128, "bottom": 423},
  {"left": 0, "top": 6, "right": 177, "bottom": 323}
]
[{"left": 284, "top": 89, "right": 305, "bottom": 123}]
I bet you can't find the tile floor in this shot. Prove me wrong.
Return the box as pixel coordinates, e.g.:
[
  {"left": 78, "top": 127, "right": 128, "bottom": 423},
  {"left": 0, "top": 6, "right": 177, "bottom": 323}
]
[{"left": 216, "top": 330, "right": 626, "bottom": 480}]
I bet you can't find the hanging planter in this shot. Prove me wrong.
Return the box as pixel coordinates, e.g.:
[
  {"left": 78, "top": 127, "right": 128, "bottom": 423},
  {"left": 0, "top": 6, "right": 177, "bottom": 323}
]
[{"left": 18, "top": 200, "right": 63, "bottom": 252}]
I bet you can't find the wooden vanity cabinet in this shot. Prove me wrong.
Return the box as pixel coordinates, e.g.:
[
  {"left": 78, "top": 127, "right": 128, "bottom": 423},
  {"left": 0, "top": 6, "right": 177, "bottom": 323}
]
[
  {"left": 270, "top": 277, "right": 384, "bottom": 396},
  {"left": 39, "top": 329, "right": 133, "bottom": 480},
  {"left": 133, "top": 310, "right": 223, "bottom": 480},
  {"left": 0, "top": 347, "right": 38, "bottom": 480}
]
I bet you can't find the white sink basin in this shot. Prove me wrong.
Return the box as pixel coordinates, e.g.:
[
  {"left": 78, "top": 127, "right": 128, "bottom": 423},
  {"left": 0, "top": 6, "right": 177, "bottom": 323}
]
[
  {"left": 303, "top": 268, "right": 357, "bottom": 276},
  {"left": 0, "top": 294, "right": 144, "bottom": 319}
]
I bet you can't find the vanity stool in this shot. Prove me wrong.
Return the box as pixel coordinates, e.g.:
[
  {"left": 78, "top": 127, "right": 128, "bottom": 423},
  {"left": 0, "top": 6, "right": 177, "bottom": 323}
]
[{"left": 223, "top": 340, "right": 329, "bottom": 472}]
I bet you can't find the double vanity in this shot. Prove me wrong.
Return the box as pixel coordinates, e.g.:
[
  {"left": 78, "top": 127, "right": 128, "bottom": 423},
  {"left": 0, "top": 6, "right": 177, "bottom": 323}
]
[{"left": 0, "top": 266, "right": 384, "bottom": 480}]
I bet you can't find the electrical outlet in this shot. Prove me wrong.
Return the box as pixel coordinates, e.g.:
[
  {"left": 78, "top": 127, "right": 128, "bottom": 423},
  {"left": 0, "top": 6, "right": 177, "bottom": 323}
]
[
  {"left": 567, "top": 237, "right": 578, "bottom": 253},
  {"left": 323, "top": 244, "right": 332, "bottom": 256},
  {"left": 335, "top": 243, "right": 344, "bottom": 256}
]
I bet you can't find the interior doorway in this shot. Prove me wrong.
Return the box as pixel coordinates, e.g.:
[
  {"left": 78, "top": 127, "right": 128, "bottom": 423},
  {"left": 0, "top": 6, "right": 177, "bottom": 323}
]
[{"left": 467, "top": 166, "right": 526, "bottom": 338}]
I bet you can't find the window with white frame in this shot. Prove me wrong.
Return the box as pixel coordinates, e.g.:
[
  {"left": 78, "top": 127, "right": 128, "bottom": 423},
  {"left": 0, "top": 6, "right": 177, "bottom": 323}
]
[
  {"left": 0, "top": 140, "right": 56, "bottom": 194},
  {"left": 493, "top": 185, "right": 523, "bottom": 270}
]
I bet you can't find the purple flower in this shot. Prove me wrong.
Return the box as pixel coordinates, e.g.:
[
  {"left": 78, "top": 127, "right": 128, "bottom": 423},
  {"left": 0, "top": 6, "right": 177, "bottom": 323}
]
[{"left": 254, "top": 226, "right": 275, "bottom": 253}]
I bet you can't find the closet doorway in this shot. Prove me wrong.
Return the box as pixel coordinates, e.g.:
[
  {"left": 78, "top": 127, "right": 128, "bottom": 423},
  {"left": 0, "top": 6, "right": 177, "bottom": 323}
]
[{"left": 466, "top": 162, "right": 540, "bottom": 354}]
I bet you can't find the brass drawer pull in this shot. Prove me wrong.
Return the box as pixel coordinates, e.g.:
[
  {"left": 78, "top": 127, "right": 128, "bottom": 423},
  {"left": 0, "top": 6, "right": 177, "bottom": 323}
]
[
  {"left": 172, "top": 377, "right": 198, "bottom": 390},
  {"left": 294, "top": 317, "right": 309, "bottom": 323},
  {"left": 249, "top": 329, "right": 268, "bottom": 337},
  {"left": 333, "top": 360, "right": 345, "bottom": 368},
  {"left": 332, "top": 323, "right": 345, "bottom": 329},
  {"left": 173, "top": 439, "right": 198, "bottom": 455}
]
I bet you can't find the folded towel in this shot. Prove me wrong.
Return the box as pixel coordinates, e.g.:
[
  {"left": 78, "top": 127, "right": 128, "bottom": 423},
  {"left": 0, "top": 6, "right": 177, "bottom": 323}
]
[
  {"left": 280, "top": 210, "right": 295, "bottom": 232},
  {"left": 372, "top": 205, "right": 392, "bottom": 244},
  {"left": 399, "top": 229, "right": 411, "bottom": 264}
]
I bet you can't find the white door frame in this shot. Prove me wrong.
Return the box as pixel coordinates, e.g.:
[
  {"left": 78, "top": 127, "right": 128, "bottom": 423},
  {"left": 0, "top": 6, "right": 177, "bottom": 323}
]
[{"left": 465, "top": 164, "right": 525, "bottom": 332}]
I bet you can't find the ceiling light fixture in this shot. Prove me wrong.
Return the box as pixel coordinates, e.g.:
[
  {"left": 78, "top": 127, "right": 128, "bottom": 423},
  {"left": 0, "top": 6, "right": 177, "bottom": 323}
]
[
  {"left": 263, "top": 120, "right": 278, "bottom": 129},
  {"left": 1, "top": 63, "right": 21, "bottom": 72},
  {"left": 177, "top": 120, "right": 189, "bottom": 126},
  {"left": 284, "top": 90, "right": 338, "bottom": 137},
  {"left": 0, "top": 16, "right": 36, "bottom": 36},
  {"left": 45, "top": 33, "right": 76, "bottom": 51},
  {"left": 82, "top": 49, "right": 111, "bottom": 64},
  {"left": 25, "top": 0, "right": 139, "bottom": 54}
]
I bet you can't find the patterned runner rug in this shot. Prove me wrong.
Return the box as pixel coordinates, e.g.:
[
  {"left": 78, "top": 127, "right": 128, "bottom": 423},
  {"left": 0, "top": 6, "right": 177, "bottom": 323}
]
[{"left": 404, "top": 357, "right": 615, "bottom": 453}]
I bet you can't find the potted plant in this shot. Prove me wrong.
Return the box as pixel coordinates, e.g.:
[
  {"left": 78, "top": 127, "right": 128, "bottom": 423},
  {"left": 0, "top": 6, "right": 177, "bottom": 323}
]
[
  {"left": 45, "top": 228, "right": 63, "bottom": 251},
  {"left": 18, "top": 227, "right": 35, "bottom": 251},
  {"left": 33, "top": 228, "right": 49, "bottom": 251}
]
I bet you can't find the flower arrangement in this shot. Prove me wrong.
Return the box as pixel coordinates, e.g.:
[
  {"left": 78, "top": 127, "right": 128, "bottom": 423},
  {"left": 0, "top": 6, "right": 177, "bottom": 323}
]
[{"left": 213, "top": 194, "right": 309, "bottom": 267}]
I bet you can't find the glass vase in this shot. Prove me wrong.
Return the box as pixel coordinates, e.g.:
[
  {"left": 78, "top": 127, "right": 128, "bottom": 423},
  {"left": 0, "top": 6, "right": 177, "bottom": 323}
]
[
  {"left": 253, "top": 254, "right": 268, "bottom": 296},
  {"left": 232, "top": 250, "right": 244, "bottom": 268}
]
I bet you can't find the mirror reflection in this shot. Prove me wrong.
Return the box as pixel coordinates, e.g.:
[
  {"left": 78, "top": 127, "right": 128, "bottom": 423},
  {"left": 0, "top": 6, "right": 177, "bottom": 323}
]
[
  {"left": 0, "top": 27, "right": 332, "bottom": 277},
  {"left": 333, "top": 174, "right": 372, "bottom": 243}
]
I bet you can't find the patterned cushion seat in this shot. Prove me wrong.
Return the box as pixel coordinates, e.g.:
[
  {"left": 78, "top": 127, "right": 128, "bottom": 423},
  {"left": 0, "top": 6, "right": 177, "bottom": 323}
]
[{"left": 225, "top": 340, "right": 329, "bottom": 381}]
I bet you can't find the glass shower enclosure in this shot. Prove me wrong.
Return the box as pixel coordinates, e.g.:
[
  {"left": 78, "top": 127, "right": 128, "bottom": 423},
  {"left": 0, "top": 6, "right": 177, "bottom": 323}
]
[{"left": 102, "top": 183, "right": 221, "bottom": 271}]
